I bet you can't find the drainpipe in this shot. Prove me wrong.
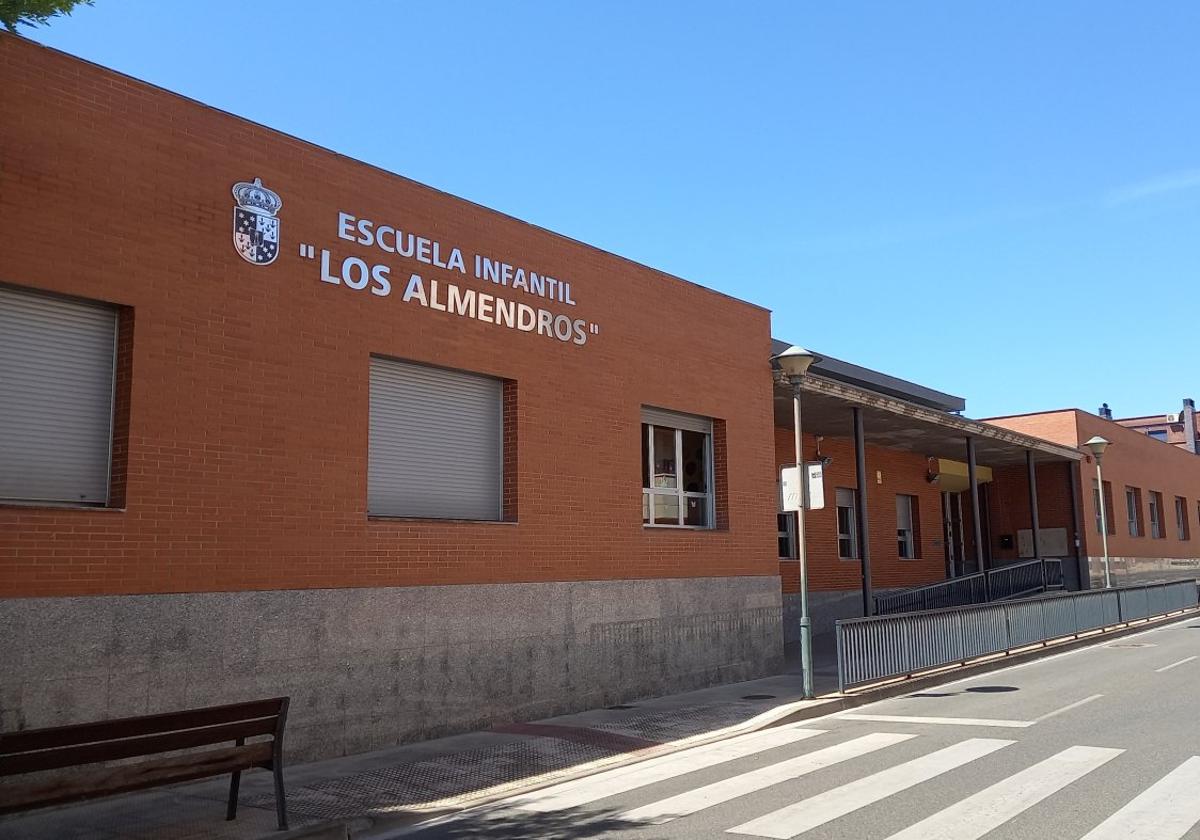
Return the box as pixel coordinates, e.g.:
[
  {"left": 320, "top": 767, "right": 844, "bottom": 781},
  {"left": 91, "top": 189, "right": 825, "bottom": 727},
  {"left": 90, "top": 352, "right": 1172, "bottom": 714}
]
[{"left": 1183, "top": 398, "right": 1197, "bottom": 454}]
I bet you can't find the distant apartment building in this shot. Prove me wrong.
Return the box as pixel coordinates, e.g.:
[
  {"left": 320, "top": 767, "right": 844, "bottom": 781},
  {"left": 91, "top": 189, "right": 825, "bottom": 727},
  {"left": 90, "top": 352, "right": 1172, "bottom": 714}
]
[{"left": 1099, "top": 399, "right": 1199, "bottom": 454}]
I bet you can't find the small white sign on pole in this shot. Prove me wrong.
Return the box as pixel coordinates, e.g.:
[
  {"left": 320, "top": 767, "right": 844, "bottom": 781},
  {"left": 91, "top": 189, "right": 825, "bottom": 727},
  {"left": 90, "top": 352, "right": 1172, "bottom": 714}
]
[
  {"left": 781, "top": 464, "right": 825, "bottom": 511},
  {"left": 781, "top": 466, "right": 803, "bottom": 512},
  {"left": 806, "top": 463, "right": 825, "bottom": 510}
]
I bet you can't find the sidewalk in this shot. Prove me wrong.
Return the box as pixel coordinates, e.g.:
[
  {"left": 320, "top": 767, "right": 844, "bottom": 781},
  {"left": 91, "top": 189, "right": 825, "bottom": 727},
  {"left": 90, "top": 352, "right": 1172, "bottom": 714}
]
[{"left": 0, "top": 638, "right": 842, "bottom": 840}]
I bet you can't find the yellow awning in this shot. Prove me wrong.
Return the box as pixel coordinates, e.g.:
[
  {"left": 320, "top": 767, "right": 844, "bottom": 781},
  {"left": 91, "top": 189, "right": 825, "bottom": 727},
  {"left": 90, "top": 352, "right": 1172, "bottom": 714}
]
[{"left": 936, "top": 458, "right": 993, "bottom": 494}]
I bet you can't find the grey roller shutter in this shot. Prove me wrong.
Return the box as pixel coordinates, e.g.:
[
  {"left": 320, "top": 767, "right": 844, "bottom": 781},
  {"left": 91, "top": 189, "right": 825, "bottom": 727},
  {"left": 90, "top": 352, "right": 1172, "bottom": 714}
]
[
  {"left": 369, "top": 357, "right": 502, "bottom": 520},
  {"left": 0, "top": 285, "right": 117, "bottom": 505},
  {"left": 641, "top": 406, "right": 712, "bottom": 434}
]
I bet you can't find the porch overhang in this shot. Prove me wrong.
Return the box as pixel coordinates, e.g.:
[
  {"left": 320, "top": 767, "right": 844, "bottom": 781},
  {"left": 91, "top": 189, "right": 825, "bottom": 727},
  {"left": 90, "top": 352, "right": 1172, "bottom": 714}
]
[{"left": 773, "top": 374, "right": 1083, "bottom": 467}]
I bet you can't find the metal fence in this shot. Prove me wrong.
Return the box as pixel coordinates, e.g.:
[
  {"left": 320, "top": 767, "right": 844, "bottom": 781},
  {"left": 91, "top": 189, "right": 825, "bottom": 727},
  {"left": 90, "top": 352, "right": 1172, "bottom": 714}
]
[
  {"left": 874, "top": 559, "right": 1064, "bottom": 616},
  {"left": 838, "top": 579, "right": 1198, "bottom": 692}
]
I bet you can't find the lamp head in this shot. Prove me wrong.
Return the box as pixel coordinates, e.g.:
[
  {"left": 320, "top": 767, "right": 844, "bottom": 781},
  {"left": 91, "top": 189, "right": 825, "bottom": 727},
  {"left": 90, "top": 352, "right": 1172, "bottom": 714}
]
[
  {"left": 1084, "top": 435, "right": 1110, "bottom": 460},
  {"left": 772, "top": 345, "right": 820, "bottom": 379}
]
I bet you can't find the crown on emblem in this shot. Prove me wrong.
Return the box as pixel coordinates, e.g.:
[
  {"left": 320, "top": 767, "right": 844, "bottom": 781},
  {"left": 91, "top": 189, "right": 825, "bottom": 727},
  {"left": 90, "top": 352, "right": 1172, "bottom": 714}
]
[{"left": 232, "top": 177, "right": 282, "bottom": 216}]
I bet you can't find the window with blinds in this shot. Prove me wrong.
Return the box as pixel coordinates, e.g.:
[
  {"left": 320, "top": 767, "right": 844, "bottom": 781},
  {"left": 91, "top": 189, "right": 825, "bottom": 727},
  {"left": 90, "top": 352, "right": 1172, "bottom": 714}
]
[
  {"left": 0, "top": 285, "right": 118, "bottom": 505},
  {"left": 368, "top": 356, "right": 503, "bottom": 520}
]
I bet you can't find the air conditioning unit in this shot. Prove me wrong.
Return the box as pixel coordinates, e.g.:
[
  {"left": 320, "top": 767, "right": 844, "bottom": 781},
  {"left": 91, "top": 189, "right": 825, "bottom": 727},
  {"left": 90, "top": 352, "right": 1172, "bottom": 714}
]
[{"left": 1167, "top": 413, "right": 1180, "bottom": 424}]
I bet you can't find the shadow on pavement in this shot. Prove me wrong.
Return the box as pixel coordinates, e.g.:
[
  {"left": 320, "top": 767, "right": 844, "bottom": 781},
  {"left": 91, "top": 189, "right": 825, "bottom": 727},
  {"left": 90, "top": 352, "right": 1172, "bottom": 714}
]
[{"left": 404, "top": 807, "right": 658, "bottom": 840}]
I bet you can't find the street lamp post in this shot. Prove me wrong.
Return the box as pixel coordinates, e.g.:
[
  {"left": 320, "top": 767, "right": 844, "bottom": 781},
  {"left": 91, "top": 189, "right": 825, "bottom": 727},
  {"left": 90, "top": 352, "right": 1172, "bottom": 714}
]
[
  {"left": 773, "top": 345, "right": 819, "bottom": 699},
  {"left": 1084, "top": 436, "right": 1112, "bottom": 589}
]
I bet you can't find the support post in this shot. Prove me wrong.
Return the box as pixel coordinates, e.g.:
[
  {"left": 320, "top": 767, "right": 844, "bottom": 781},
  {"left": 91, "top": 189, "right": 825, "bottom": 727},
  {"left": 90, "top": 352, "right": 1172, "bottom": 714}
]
[
  {"left": 1068, "top": 461, "right": 1088, "bottom": 590},
  {"left": 853, "top": 407, "right": 873, "bottom": 615},
  {"left": 1027, "top": 450, "right": 1046, "bottom": 591},
  {"left": 967, "top": 436, "right": 988, "bottom": 601},
  {"left": 942, "top": 490, "right": 954, "bottom": 578}
]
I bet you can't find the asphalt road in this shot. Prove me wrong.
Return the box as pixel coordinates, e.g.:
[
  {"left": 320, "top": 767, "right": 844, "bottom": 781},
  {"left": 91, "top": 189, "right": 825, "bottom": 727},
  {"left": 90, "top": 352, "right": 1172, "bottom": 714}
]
[{"left": 400, "top": 615, "right": 1200, "bottom": 839}]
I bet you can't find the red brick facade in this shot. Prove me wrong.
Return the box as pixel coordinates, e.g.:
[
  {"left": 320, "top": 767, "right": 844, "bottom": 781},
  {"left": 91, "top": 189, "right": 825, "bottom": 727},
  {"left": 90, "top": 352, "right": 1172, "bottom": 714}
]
[
  {"left": 0, "top": 36, "right": 779, "bottom": 598},
  {"left": 774, "top": 429, "right": 946, "bottom": 593},
  {"left": 991, "top": 409, "right": 1200, "bottom": 562}
]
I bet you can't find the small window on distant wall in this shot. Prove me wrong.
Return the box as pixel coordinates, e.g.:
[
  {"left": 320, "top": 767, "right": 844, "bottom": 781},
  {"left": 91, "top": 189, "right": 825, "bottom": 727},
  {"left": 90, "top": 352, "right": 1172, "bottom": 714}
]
[
  {"left": 836, "top": 487, "right": 858, "bottom": 559},
  {"left": 1175, "top": 496, "right": 1190, "bottom": 541},
  {"left": 1147, "top": 429, "right": 1168, "bottom": 442},
  {"left": 1149, "top": 491, "right": 1165, "bottom": 539},
  {"left": 1126, "top": 487, "right": 1143, "bottom": 537},
  {"left": 778, "top": 512, "right": 796, "bottom": 559},
  {"left": 896, "top": 494, "right": 919, "bottom": 559},
  {"left": 1092, "top": 480, "right": 1116, "bottom": 535},
  {"left": 641, "top": 407, "right": 713, "bottom": 528}
]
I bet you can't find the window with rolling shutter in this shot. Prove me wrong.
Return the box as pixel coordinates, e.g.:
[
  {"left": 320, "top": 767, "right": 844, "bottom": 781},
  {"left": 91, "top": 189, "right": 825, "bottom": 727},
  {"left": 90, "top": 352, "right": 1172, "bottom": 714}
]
[
  {"left": 0, "top": 285, "right": 119, "bottom": 505},
  {"left": 368, "top": 356, "right": 503, "bottom": 520}
]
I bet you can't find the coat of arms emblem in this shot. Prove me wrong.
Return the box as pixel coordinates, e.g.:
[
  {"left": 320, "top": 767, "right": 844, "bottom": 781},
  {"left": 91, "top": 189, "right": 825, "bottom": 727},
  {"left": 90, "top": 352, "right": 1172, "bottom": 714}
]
[{"left": 232, "top": 177, "right": 282, "bottom": 265}]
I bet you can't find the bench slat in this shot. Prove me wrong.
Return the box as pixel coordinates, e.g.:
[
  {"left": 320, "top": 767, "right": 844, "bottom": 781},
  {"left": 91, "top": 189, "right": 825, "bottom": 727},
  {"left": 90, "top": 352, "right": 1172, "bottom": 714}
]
[
  {"left": 0, "top": 742, "right": 274, "bottom": 814},
  {"left": 0, "top": 717, "right": 281, "bottom": 775},
  {"left": 0, "top": 697, "right": 285, "bottom": 755}
]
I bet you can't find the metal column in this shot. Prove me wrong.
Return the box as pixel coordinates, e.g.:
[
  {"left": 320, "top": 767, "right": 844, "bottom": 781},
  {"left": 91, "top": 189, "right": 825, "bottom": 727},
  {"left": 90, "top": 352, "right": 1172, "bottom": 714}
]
[
  {"left": 1027, "top": 450, "right": 1046, "bottom": 592},
  {"left": 1068, "top": 461, "right": 1088, "bottom": 590},
  {"left": 942, "top": 491, "right": 954, "bottom": 578},
  {"left": 967, "top": 436, "right": 988, "bottom": 600},
  {"left": 853, "top": 407, "right": 872, "bottom": 615}
]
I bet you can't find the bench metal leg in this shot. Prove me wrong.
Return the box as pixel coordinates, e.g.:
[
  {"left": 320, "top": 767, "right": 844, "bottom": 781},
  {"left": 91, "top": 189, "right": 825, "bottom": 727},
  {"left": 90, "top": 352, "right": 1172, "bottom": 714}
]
[
  {"left": 273, "top": 764, "right": 288, "bottom": 831},
  {"left": 226, "top": 770, "right": 241, "bottom": 821}
]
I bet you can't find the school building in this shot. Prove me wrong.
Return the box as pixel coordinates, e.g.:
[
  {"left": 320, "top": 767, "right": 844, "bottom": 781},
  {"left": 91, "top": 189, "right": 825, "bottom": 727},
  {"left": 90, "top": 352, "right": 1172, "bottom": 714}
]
[{"left": 4, "top": 34, "right": 1199, "bottom": 763}]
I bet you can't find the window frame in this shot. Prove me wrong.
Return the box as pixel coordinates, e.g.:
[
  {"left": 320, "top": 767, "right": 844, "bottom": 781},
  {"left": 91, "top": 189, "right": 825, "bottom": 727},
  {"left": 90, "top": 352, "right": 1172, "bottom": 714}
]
[
  {"left": 0, "top": 283, "right": 120, "bottom": 508},
  {"left": 896, "top": 494, "right": 918, "bottom": 559},
  {"left": 1176, "top": 496, "right": 1190, "bottom": 541},
  {"left": 778, "top": 511, "right": 797, "bottom": 559},
  {"left": 1126, "top": 487, "right": 1143, "bottom": 537},
  {"left": 836, "top": 487, "right": 859, "bottom": 560},
  {"left": 641, "top": 413, "right": 714, "bottom": 530},
  {"left": 1148, "top": 491, "right": 1165, "bottom": 539}
]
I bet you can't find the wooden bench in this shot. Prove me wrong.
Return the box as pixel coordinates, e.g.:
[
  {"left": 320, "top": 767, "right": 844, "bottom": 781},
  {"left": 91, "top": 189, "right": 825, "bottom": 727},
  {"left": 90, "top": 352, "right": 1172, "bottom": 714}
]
[{"left": 0, "top": 697, "right": 290, "bottom": 831}]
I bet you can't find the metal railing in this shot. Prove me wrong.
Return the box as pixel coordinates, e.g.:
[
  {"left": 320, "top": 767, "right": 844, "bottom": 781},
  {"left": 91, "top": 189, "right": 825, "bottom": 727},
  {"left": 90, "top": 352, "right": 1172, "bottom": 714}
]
[
  {"left": 838, "top": 579, "right": 1198, "bottom": 692},
  {"left": 874, "top": 559, "right": 1064, "bottom": 615}
]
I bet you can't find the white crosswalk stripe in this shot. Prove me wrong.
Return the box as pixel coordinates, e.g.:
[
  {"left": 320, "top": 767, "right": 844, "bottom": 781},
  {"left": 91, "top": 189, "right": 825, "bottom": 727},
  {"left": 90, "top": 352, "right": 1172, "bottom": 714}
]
[
  {"left": 505, "top": 725, "right": 826, "bottom": 813},
  {"left": 726, "top": 737, "right": 1014, "bottom": 839},
  {"left": 883, "top": 745, "right": 1123, "bottom": 840},
  {"left": 622, "top": 732, "right": 916, "bottom": 825},
  {"left": 1079, "top": 755, "right": 1200, "bottom": 840}
]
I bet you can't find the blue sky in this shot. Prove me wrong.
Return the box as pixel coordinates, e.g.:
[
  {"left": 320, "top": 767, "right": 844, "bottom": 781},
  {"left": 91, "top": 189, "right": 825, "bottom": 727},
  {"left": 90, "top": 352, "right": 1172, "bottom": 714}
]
[{"left": 24, "top": 2, "right": 1200, "bottom": 418}]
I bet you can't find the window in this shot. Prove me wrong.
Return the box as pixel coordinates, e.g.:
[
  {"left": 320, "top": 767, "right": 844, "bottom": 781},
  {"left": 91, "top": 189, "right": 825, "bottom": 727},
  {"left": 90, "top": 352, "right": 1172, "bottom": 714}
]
[
  {"left": 1126, "top": 487, "right": 1143, "bottom": 537},
  {"left": 1092, "top": 480, "right": 1116, "bottom": 535},
  {"left": 778, "top": 512, "right": 796, "bottom": 559},
  {"left": 1176, "top": 496, "right": 1190, "bottom": 541},
  {"left": 1149, "top": 491, "right": 1164, "bottom": 539},
  {"left": 368, "top": 356, "right": 503, "bottom": 520},
  {"left": 836, "top": 487, "right": 858, "bottom": 559},
  {"left": 896, "top": 494, "right": 919, "bottom": 558},
  {"left": 641, "top": 407, "right": 713, "bottom": 528},
  {"left": 1147, "top": 429, "right": 1169, "bottom": 442},
  {"left": 0, "top": 285, "right": 118, "bottom": 505}
]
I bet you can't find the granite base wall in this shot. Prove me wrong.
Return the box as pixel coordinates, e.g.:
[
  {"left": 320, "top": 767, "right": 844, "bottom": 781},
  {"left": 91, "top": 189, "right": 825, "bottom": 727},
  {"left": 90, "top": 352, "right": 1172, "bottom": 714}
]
[
  {"left": 781, "top": 589, "right": 904, "bottom": 640},
  {"left": 0, "top": 576, "right": 783, "bottom": 761}
]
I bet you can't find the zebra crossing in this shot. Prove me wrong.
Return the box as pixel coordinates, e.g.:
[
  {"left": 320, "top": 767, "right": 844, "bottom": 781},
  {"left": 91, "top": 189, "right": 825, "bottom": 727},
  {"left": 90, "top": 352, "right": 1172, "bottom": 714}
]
[{"left": 470, "top": 720, "right": 1200, "bottom": 839}]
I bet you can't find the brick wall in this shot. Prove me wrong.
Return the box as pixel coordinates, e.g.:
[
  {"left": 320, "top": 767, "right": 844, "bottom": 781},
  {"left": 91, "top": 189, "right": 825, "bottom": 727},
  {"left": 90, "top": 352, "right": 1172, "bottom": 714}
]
[
  {"left": 0, "top": 35, "right": 778, "bottom": 597},
  {"left": 990, "top": 410, "right": 1200, "bottom": 561},
  {"left": 774, "top": 427, "right": 946, "bottom": 593}
]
